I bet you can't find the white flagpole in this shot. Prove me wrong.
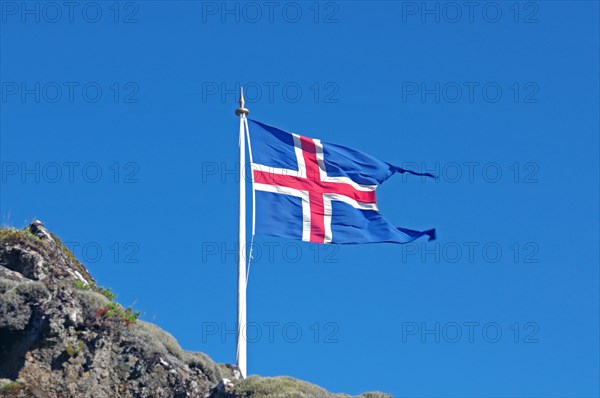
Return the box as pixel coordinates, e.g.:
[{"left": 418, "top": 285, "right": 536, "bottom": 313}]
[{"left": 235, "top": 87, "right": 249, "bottom": 378}]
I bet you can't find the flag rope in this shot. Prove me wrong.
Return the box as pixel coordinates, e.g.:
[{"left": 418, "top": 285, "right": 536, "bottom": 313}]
[{"left": 244, "top": 115, "right": 255, "bottom": 287}]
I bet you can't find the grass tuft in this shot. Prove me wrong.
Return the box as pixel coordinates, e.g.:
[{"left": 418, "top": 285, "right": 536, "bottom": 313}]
[{"left": 96, "top": 302, "right": 140, "bottom": 326}]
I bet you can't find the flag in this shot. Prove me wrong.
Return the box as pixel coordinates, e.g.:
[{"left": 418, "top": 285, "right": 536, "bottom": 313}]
[{"left": 247, "top": 119, "right": 436, "bottom": 244}]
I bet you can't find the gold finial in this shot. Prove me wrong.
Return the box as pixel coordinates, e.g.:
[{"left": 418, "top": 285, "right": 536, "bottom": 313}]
[{"left": 235, "top": 87, "right": 249, "bottom": 116}]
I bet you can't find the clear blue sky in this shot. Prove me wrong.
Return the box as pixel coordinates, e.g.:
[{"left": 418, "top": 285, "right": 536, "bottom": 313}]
[{"left": 1, "top": 1, "right": 599, "bottom": 396}]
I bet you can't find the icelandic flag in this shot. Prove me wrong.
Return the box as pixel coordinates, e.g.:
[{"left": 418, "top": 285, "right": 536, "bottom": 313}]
[{"left": 247, "top": 120, "right": 436, "bottom": 244}]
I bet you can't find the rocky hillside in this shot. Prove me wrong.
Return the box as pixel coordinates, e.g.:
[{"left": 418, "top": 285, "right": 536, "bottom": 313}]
[{"left": 0, "top": 221, "right": 390, "bottom": 398}]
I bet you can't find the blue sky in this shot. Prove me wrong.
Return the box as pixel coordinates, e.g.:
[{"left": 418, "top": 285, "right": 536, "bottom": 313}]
[{"left": 1, "top": 1, "right": 599, "bottom": 396}]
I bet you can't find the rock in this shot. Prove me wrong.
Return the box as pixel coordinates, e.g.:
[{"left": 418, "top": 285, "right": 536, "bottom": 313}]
[
  {"left": 0, "top": 222, "right": 390, "bottom": 398},
  {"left": 28, "top": 220, "right": 55, "bottom": 244}
]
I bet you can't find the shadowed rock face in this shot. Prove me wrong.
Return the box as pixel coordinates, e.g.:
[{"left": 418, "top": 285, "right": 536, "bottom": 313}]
[{"left": 0, "top": 221, "right": 390, "bottom": 398}]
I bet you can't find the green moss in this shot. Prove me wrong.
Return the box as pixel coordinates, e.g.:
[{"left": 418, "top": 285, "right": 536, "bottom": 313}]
[
  {"left": 231, "top": 376, "right": 334, "bottom": 398},
  {"left": 73, "top": 280, "right": 116, "bottom": 303},
  {"left": 0, "top": 280, "right": 49, "bottom": 304},
  {"left": 0, "top": 381, "right": 27, "bottom": 394},
  {"left": 184, "top": 351, "right": 222, "bottom": 383},
  {"left": 22, "top": 228, "right": 41, "bottom": 241},
  {"left": 0, "top": 227, "right": 42, "bottom": 247},
  {"left": 75, "top": 289, "right": 110, "bottom": 310},
  {"left": 0, "top": 227, "right": 21, "bottom": 239},
  {"left": 217, "top": 363, "right": 237, "bottom": 381},
  {"left": 226, "top": 377, "right": 391, "bottom": 398},
  {"left": 0, "top": 279, "right": 18, "bottom": 294},
  {"left": 65, "top": 340, "right": 85, "bottom": 357},
  {"left": 133, "top": 321, "right": 184, "bottom": 360}
]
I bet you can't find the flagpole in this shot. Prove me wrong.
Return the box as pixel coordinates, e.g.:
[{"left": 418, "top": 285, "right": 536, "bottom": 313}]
[{"left": 235, "top": 87, "right": 249, "bottom": 378}]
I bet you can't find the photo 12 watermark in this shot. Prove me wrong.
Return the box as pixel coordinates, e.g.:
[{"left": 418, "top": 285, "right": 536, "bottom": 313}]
[
  {"left": 200, "top": 240, "right": 339, "bottom": 264},
  {"left": 201, "top": 321, "right": 340, "bottom": 344},
  {"left": 0, "top": 1, "right": 140, "bottom": 24},
  {"left": 202, "top": 81, "right": 339, "bottom": 104},
  {"left": 200, "top": 1, "right": 340, "bottom": 24},
  {"left": 63, "top": 241, "right": 140, "bottom": 264},
  {"left": 399, "top": 162, "right": 540, "bottom": 184},
  {"left": 401, "top": 81, "right": 539, "bottom": 104},
  {"left": 1, "top": 162, "right": 140, "bottom": 184},
  {"left": 199, "top": 161, "right": 540, "bottom": 185},
  {"left": 1, "top": 81, "right": 140, "bottom": 104},
  {"left": 401, "top": 321, "right": 540, "bottom": 343},
  {"left": 400, "top": 241, "right": 540, "bottom": 264},
  {"left": 400, "top": 2, "right": 539, "bottom": 24}
]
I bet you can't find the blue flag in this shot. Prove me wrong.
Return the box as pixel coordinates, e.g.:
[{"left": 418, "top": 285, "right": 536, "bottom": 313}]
[{"left": 247, "top": 119, "right": 436, "bottom": 244}]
